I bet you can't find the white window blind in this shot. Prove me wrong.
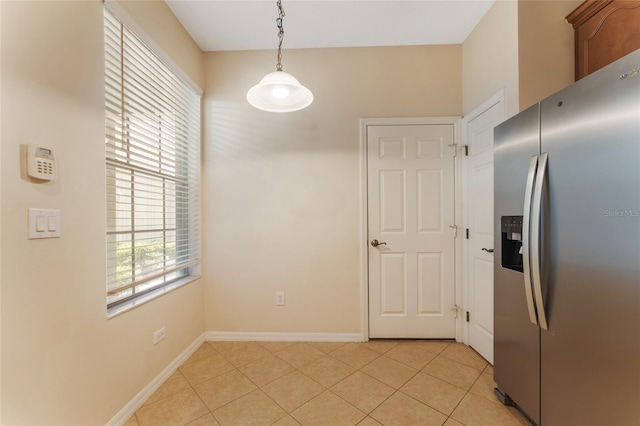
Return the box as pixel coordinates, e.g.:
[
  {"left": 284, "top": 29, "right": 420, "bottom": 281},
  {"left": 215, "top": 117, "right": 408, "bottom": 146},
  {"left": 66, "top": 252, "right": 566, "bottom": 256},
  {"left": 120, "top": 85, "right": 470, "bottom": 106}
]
[{"left": 104, "top": 7, "right": 201, "bottom": 309}]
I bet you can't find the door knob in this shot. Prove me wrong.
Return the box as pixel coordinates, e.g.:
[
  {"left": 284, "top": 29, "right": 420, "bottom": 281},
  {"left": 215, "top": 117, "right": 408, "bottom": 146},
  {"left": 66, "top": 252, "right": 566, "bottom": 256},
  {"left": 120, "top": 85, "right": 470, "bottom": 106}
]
[
  {"left": 371, "top": 239, "right": 387, "bottom": 247},
  {"left": 482, "top": 248, "right": 494, "bottom": 253}
]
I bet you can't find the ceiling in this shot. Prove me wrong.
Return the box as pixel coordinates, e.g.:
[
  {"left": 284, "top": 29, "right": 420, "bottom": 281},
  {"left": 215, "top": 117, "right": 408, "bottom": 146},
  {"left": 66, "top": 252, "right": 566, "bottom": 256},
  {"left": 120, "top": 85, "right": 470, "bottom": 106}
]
[{"left": 165, "top": 0, "right": 496, "bottom": 52}]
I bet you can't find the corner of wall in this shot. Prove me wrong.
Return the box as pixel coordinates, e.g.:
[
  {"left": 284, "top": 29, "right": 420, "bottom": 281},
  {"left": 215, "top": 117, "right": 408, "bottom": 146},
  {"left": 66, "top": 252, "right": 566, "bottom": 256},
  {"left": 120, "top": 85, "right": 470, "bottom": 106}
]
[
  {"left": 462, "top": 0, "right": 519, "bottom": 117},
  {"left": 517, "top": 0, "right": 581, "bottom": 110}
]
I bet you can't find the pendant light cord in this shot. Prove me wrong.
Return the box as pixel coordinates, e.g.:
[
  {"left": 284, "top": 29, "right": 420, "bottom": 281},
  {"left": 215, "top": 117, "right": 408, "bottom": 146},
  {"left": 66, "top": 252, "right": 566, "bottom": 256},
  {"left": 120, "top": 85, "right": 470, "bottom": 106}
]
[{"left": 276, "top": 0, "right": 285, "bottom": 71}]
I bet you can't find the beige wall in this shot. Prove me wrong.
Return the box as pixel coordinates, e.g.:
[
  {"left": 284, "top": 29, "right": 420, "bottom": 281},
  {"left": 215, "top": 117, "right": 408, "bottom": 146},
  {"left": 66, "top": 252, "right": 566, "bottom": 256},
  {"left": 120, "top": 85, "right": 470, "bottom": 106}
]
[
  {"left": 463, "top": 0, "right": 580, "bottom": 117},
  {"left": 203, "top": 46, "right": 462, "bottom": 334},
  {"left": 462, "top": 0, "right": 519, "bottom": 117},
  {"left": 518, "top": 0, "right": 581, "bottom": 110},
  {"left": 0, "top": 1, "right": 204, "bottom": 424}
]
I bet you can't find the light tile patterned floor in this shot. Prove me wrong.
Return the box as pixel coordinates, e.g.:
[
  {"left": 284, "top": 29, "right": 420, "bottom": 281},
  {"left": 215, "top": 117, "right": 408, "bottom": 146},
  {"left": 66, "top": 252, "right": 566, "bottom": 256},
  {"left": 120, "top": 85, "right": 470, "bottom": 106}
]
[{"left": 124, "top": 340, "right": 533, "bottom": 426}]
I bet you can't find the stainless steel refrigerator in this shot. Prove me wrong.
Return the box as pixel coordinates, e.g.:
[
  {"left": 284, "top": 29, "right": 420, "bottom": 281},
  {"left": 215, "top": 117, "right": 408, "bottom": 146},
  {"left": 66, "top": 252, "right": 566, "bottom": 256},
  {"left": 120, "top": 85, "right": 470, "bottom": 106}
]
[{"left": 493, "top": 48, "right": 640, "bottom": 426}]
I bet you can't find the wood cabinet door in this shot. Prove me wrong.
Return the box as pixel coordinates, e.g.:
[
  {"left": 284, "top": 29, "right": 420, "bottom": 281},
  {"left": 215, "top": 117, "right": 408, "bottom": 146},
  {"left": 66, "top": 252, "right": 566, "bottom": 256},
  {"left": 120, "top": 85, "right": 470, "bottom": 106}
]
[{"left": 567, "top": 0, "right": 640, "bottom": 80}]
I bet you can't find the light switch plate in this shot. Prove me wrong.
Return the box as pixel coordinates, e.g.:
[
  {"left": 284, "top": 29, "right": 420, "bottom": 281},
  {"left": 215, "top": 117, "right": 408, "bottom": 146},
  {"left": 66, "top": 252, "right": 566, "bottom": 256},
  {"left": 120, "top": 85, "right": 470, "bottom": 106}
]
[{"left": 28, "top": 208, "right": 61, "bottom": 239}]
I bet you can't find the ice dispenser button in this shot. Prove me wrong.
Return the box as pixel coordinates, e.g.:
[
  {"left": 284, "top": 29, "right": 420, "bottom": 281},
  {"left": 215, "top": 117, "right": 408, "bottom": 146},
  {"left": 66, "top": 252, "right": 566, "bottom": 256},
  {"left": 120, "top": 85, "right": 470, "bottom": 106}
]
[{"left": 501, "top": 215, "right": 524, "bottom": 272}]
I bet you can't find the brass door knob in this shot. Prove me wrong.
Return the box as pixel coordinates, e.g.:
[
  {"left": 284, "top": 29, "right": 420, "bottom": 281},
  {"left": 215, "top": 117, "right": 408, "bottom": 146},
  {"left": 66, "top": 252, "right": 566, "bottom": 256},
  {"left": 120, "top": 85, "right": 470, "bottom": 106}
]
[{"left": 371, "top": 239, "right": 387, "bottom": 247}]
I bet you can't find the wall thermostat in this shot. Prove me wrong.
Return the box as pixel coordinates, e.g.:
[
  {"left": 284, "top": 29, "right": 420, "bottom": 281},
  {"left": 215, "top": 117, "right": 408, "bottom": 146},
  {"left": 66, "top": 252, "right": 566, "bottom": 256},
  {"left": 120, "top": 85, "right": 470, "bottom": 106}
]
[{"left": 27, "top": 144, "right": 57, "bottom": 181}]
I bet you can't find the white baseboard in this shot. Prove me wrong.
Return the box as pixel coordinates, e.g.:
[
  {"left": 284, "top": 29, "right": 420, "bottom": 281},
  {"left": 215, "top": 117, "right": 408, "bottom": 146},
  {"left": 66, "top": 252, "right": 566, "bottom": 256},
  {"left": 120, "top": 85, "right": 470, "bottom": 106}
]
[
  {"left": 107, "top": 333, "right": 205, "bottom": 426},
  {"left": 205, "top": 331, "right": 365, "bottom": 342}
]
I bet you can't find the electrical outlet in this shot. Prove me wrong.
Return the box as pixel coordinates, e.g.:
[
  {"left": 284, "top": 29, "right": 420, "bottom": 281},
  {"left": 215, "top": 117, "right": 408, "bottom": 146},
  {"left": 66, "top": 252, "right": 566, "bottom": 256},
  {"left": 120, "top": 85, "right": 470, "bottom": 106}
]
[
  {"left": 275, "top": 291, "right": 285, "bottom": 306},
  {"left": 153, "top": 327, "right": 165, "bottom": 345}
]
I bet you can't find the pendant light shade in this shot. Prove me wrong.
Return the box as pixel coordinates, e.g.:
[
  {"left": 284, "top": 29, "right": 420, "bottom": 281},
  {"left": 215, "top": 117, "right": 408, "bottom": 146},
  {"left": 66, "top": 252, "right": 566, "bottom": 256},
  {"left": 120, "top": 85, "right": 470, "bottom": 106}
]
[
  {"left": 247, "top": 70, "right": 313, "bottom": 113},
  {"left": 247, "top": 0, "right": 313, "bottom": 113}
]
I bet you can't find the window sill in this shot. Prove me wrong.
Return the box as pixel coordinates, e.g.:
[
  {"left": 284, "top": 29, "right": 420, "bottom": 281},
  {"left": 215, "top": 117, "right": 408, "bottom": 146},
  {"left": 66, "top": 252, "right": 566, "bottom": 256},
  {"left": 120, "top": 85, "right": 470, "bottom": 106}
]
[{"left": 107, "top": 275, "right": 201, "bottom": 319}]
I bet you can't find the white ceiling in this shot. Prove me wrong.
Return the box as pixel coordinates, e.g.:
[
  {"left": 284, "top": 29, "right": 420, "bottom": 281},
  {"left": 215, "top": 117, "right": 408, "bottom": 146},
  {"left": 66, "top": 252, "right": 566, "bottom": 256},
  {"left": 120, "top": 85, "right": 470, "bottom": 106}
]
[{"left": 165, "top": 0, "right": 496, "bottom": 52}]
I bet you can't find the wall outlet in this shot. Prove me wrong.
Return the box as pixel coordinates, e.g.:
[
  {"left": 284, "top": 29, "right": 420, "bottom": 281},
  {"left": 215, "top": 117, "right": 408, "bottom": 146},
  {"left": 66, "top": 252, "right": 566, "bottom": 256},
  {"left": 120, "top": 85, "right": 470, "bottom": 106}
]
[
  {"left": 275, "top": 291, "right": 285, "bottom": 306},
  {"left": 153, "top": 327, "right": 165, "bottom": 345}
]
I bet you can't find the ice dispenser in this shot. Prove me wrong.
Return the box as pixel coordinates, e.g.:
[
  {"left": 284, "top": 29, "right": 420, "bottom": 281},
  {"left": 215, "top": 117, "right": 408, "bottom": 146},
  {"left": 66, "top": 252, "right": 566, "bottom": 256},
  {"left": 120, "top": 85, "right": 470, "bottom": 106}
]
[{"left": 501, "top": 216, "right": 523, "bottom": 272}]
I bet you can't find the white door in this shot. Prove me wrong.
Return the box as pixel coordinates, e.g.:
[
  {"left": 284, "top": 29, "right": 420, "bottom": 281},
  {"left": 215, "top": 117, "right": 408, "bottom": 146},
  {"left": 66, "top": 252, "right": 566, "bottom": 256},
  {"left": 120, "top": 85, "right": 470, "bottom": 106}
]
[
  {"left": 368, "top": 124, "right": 456, "bottom": 338},
  {"left": 464, "top": 96, "right": 504, "bottom": 363}
]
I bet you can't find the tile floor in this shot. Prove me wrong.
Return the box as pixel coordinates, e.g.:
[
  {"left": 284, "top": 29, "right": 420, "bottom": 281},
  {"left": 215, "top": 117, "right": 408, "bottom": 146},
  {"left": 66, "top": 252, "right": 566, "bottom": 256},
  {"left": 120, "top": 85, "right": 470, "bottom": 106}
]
[{"left": 124, "top": 340, "right": 532, "bottom": 426}]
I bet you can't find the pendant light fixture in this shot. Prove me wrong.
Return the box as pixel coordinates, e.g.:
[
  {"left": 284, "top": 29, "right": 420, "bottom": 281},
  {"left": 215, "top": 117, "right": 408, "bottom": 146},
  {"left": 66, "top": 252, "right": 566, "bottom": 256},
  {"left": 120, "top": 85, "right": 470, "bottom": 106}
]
[{"left": 246, "top": 0, "right": 313, "bottom": 112}]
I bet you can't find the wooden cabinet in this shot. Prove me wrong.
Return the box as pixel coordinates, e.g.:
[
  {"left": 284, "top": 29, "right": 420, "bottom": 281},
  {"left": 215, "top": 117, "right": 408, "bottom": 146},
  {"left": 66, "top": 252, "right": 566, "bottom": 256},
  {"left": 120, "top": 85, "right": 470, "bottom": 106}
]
[{"left": 566, "top": 0, "right": 640, "bottom": 80}]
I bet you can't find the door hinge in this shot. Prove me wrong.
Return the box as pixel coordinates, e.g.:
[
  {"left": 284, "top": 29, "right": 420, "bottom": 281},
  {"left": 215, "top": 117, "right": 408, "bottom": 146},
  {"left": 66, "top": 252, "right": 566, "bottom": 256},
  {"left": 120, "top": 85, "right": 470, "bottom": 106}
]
[
  {"left": 466, "top": 311, "right": 470, "bottom": 322},
  {"left": 448, "top": 143, "right": 458, "bottom": 157},
  {"left": 466, "top": 228, "right": 470, "bottom": 239},
  {"left": 451, "top": 305, "right": 459, "bottom": 318},
  {"left": 450, "top": 144, "right": 469, "bottom": 157}
]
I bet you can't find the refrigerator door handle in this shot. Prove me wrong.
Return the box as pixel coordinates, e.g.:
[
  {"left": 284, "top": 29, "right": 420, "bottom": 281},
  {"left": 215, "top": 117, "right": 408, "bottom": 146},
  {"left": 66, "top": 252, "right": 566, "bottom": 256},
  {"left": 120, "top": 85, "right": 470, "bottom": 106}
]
[
  {"left": 531, "top": 152, "right": 549, "bottom": 330},
  {"left": 522, "top": 155, "right": 539, "bottom": 326}
]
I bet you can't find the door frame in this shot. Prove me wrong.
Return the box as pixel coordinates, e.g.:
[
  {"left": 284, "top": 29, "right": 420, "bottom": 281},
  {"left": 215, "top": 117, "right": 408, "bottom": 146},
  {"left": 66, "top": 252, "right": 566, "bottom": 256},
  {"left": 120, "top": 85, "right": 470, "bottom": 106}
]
[
  {"left": 359, "top": 117, "right": 463, "bottom": 341},
  {"left": 460, "top": 90, "right": 505, "bottom": 346}
]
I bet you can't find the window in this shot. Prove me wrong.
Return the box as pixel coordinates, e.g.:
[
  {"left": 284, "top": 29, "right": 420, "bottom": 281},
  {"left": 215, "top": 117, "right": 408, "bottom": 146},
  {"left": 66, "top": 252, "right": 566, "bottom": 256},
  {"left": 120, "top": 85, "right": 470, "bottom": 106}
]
[{"left": 104, "top": 7, "right": 201, "bottom": 311}]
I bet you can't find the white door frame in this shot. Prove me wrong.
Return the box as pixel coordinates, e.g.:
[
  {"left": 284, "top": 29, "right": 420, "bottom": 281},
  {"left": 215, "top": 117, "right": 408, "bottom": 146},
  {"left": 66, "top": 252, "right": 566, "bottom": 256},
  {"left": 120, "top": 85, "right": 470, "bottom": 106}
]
[
  {"left": 359, "top": 117, "right": 463, "bottom": 342},
  {"left": 460, "top": 90, "right": 505, "bottom": 346}
]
